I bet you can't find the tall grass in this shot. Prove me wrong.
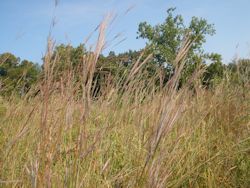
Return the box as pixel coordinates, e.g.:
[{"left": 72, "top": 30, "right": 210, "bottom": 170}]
[{"left": 0, "top": 15, "right": 249, "bottom": 188}]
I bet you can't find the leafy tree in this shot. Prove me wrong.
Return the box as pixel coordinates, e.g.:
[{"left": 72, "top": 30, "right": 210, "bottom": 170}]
[
  {"left": 95, "top": 50, "right": 141, "bottom": 94},
  {"left": 18, "top": 60, "right": 41, "bottom": 95},
  {"left": 137, "top": 8, "right": 217, "bottom": 85},
  {"left": 227, "top": 59, "right": 250, "bottom": 95},
  {"left": 0, "top": 52, "right": 20, "bottom": 68},
  {"left": 202, "top": 53, "right": 224, "bottom": 86},
  {"left": 138, "top": 8, "right": 215, "bottom": 66},
  {"left": 52, "top": 43, "right": 86, "bottom": 74},
  {"left": 0, "top": 53, "right": 40, "bottom": 96}
]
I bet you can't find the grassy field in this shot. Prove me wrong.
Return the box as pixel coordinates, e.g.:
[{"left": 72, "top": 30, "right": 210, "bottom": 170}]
[{"left": 0, "top": 18, "right": 250, "bottom": 188}]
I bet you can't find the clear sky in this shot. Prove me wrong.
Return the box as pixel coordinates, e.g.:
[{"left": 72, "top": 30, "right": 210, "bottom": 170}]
[{"left": 1, "top": 0, "right": 250, "bottom": 64}]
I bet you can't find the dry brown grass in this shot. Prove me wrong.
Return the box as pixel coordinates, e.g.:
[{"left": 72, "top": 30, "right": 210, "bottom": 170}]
[{"left": 0, "top": 14, "right": 249, "bottom": 188}]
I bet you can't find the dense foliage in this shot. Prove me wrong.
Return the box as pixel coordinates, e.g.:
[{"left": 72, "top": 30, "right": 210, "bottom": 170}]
[
  {"left": 0, "top": 53, "right": 40, "bottom": 96},
  {"left": 0, "top": 8, "right": 249, "bottom": 96}
]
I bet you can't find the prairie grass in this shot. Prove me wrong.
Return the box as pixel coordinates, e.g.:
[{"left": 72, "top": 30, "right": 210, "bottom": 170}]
[{"left": 0, "top": 16, "right": 249, "bottom": 188}]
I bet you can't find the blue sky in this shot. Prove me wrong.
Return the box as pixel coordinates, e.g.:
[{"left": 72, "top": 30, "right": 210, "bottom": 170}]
[{"left": 0, "top": 0, "right": 250, "bottom": 64}]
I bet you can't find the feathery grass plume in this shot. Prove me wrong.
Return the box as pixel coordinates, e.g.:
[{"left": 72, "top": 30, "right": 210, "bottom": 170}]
[{"left": 0, "top": 5, "right": 249, "bottom": 188}]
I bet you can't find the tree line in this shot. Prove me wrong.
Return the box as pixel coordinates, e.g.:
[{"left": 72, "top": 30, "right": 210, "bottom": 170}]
[{"left": 0, "top": 8, "right": 249, "bottom": 97}]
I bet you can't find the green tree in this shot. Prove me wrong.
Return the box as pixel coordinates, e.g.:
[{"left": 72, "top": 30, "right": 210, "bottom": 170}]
[
  {"left": 52, "top": 43, "right": 86, "bottom": 74},
  {"left": 227, "top": 59, "right": 250, "bottom": 96},
  {"left": 202, "top": 53, "right": 224, "bottom": 86},
  {"left": 137, "top": 8, "right": 217, "bottom": 85},
  {"left": 0, "top": 53, "right": 40, "bottom": 96}
]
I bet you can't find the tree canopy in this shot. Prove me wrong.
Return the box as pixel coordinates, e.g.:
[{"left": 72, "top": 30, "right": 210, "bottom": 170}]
[
  {"left": 0, "top": 53, "right": 41, "bottom": 96},
  {"left": 0, "top": 8, "right": 249, "bottom": 97}
]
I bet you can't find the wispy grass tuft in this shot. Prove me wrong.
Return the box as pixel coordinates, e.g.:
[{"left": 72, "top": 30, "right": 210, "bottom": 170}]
[{"left": 0, "top": 10, "right": 249, "bottom": 188}]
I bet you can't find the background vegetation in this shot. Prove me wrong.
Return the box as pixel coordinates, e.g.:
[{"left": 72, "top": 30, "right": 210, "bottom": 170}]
[{"left": 0, "top": 8, "right": 249, "bottom": 188}]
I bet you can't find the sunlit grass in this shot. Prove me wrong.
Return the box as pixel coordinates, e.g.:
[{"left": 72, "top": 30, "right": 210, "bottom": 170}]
[{"left": 0, "top": 14, "right": 249, "bottom": 188}]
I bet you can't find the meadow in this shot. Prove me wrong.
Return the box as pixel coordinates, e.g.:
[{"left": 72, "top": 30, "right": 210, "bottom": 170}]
[{"left": 0, "top": 10, "right": 250, "bottom": 188}]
